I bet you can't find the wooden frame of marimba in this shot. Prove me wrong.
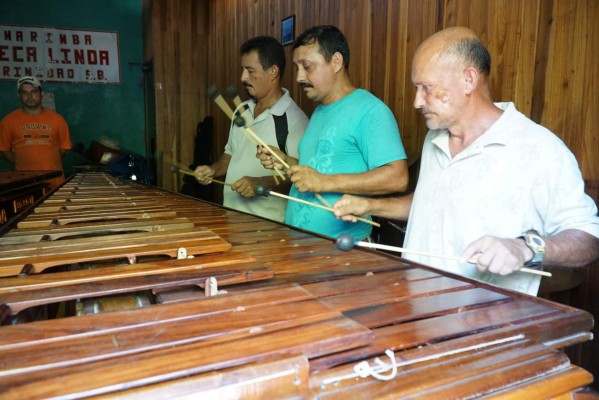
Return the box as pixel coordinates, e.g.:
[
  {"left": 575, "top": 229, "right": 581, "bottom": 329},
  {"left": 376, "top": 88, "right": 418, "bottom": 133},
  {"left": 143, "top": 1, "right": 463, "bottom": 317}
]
[{"left": 0, "top": 172, "right": 593, "bottom": 399}]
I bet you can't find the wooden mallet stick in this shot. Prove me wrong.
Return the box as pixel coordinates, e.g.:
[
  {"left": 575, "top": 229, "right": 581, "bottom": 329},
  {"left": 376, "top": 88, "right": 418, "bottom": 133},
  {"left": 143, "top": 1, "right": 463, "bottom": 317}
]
[
  {"left": 255, "top": 184, "right": 380, "bottom": 228},
  {"left": 233, "top": 116, "right": 291, "bottom": 170},
  {"left": 335, "top": 233, "right": 552, "bottom": 277},
  {"left": 170, "top": 165, "right": 230, "bottom": 187},
  {"left": 207, "top": 84, "right": 235, "bottom": 120}
]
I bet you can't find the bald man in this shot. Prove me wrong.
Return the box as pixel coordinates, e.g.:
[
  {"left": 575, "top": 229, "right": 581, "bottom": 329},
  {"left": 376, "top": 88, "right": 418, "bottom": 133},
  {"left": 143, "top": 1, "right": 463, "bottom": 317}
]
[{"left": 333, "top": 27, "right": 599, "bottom": 295}]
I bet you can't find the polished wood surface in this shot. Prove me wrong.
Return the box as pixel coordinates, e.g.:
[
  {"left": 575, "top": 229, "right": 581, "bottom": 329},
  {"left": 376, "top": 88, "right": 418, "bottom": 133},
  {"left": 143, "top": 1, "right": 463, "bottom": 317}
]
[
  {"left": 0, "top": 170, "right": 61, "bottom": 230},
  {"left": 0, "top": 173, "right": 594, "bottom": 398}
]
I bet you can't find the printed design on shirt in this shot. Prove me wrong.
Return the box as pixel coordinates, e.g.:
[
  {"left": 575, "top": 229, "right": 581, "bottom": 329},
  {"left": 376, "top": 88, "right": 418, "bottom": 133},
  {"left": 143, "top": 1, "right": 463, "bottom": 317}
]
[
  {"left": 19, "top": 132, "right": 53, "bottom": 146},
  {"left": 20, "top": 123, "right": 53, "bottom": 132},
  {"left": 308, "top": 127, "right": 336, "bottom": 174},
  {"left": 293, "top": 191, "right": 314, "bottom": 227}
]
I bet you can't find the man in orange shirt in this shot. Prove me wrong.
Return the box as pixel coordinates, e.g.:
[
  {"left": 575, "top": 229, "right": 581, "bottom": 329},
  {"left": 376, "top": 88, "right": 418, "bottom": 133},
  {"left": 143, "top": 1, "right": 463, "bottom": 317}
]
[{"left": 0, "top": 76, "right": 72, "bottom": 190}]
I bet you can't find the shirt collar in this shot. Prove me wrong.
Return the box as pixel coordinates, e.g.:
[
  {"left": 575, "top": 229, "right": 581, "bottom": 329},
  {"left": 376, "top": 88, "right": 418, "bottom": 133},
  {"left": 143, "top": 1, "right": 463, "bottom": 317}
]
[{"left": 431, "top": 102, "right": 518, "bottom": 156}]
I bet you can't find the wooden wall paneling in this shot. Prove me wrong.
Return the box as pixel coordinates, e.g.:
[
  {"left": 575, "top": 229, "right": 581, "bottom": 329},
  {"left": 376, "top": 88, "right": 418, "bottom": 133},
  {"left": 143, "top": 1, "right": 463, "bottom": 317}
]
[
  {"left": 549, "top": 0, "right": 583, "bottom": 159},
  {"left": 541, "top": 0, "right": 574, "bottom": 161},
  {"left": 486, "top": 0, "right": 521, "bottom": 103},
  {"left": 369, "top": 0, "right": 390, "bottom": 102},
  {"left": 513, "top": 1, "right": 541, "bottom": 116},
  {"left": 340, "top": 0, "right": 371, "bottom": 91},
  {"left": 389, "top": 1, "right": 419, "bottom": 157},
  {"left": 581, "top": 0, "right": 599, "bottom": 181},
  {"left": 530, "top": 0, "right": 553, "bottom": 127},
  {"left": 567, "top": 0, "right": 589, "bottom": 166}
]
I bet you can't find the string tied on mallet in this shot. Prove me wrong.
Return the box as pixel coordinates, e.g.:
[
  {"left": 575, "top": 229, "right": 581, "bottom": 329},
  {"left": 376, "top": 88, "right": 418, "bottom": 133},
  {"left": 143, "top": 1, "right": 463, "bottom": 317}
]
[
  {"left": 255, "top": 185, "right": 380, "bottom": 228},
  {"left": 335, "top": 233, "right": 552, "bottom": 277}
]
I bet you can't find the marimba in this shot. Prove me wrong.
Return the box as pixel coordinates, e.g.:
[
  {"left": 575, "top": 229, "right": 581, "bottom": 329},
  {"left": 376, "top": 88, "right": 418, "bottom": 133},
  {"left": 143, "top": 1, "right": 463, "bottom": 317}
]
[
  {"left": 0, "top": 170, "right": 61, "bottom": 231},
  {"left": 0, "top": 173, "right": 593, "bottom": 399}
]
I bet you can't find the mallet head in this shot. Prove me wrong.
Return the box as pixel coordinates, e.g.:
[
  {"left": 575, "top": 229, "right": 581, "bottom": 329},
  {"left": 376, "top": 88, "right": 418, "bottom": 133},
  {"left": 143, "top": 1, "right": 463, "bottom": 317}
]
[
  {"left": 336, "top": 233, "right": 356, "bottom": 252},
  {"left": 233, "top": 115, "right": 246, "bottom": 128},
  {"left": 254, "top": 184, "right": 270, "bottom": 197},
  {"left": 226, "top": 85, "right": 239, "bottom": 98},
  {"left": 207, "top": 84, "right": 219, "bottom": 100}
]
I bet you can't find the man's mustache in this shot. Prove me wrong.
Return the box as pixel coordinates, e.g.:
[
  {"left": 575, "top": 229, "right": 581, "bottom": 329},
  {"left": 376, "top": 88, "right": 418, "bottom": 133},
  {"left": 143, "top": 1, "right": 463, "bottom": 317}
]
[{"left": 299, "top": 83, "right": 313, "bottom": 89}]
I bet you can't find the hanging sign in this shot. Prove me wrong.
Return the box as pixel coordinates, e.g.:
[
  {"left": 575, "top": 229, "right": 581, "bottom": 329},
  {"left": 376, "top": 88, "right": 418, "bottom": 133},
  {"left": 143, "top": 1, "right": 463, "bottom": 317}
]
[{"left": 0, "top": 24, "right": 120, "bottom": 84}]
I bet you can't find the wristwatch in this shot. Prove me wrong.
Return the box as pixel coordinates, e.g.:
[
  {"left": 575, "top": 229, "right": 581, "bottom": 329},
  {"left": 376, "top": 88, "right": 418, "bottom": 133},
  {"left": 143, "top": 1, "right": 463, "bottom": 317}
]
[{"left": 519, "top": 229, "right": 546, "bottom": 267}]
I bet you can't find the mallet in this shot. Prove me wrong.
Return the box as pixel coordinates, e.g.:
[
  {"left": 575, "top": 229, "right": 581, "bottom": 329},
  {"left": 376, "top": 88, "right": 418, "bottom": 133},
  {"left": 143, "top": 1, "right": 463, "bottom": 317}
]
[
  {"left": 255, "top": 184, "right": 380, "bottom": 227},
  {"left": 226, "top": 85, "right": 243, "bottom": 107},
  {"left": 208, "top": 84, "right": 284, "bottom": 182},
  {"left": 335, "top": 233, "right": 552, "bottom": 277},
  {"left": 170, "top": 165, "right": 230, "bottom": 187},
  {"left": 232, "top": 115, "right": 286, "bottom": 181},
  {"left": 207, "top": 84, "right": 235, "bottom": 120}
]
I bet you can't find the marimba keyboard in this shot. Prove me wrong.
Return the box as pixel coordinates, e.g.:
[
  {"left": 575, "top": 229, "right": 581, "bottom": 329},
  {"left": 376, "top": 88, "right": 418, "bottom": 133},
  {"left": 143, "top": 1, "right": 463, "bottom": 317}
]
[{"left": 0, "top": 172, "right": 593, "bottom": 399}]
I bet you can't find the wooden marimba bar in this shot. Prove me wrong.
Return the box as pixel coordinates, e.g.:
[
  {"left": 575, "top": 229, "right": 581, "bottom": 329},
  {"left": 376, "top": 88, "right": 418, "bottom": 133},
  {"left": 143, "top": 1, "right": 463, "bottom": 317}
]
[{"left": 0, "top": 172, "right": 594, "bottom": 399}]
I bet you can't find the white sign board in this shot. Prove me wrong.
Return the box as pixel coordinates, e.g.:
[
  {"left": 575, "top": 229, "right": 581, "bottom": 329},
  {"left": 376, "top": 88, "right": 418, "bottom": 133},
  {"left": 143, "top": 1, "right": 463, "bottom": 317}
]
[{"left": 0, "top": 24, "right": 120, "bottom": 84}]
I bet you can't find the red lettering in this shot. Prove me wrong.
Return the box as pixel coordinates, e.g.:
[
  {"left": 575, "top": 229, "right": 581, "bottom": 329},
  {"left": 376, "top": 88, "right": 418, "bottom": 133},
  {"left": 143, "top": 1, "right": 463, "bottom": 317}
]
[
  {"left": 16, "top": 31, "right": 23, "bottom": 41},
  {"left": 3, "top": 31, "right": 11, "bottom": 41},
  {"left": 47, "top": 69, "right": 54, "bottom": 78},
  {"left": 98, "top": 70, "right": 104, "bottom": 80},
  {"left": 87, "top": 50, "right": 97, "bottom": 65},
  {"left": 12, "top": 46, "right": 23, "bottom": 62},
  {"left": 60, "top": 48, "right": 71, "bottom": 64},
  {"left": 59, "top": 34, "right": 67, "bottom": 44},
  {"left": 47, "top": 48, "right": 56, "bottom": 63},
  {"left": 74, "top": 49, "right": 84, "bottom": 64},
  {"left": 46, "top": 33, "right": 53, "bottom": 44},
  {"left": 67, "top": 69, "right": 74, "bottom": 78},
  {"left": 72, "top": 35, "right": 79, "bottom": 45},
  {"left": 24, "top": 67, "right": 32, "bottom": 75},
  {"left": 0, "top": 46, "right": 7, "bottom": 61},
  {"left": 57, "top": 68, "right": 64, "bottom": 78},
  {"left": 84, "top": 35, "right": 92, "bottom": 45},
  {"left": 99, "top": 50, "right": 109, "bottom": 65},
  {"left": 26, "top": 47, "right": 37, "bottom": 62},
  {"left": 2, "top": 66, "right": 9, "bottom": 75},
  {"left": 30, "top": 32, "right": 37, "bottom": 42}
]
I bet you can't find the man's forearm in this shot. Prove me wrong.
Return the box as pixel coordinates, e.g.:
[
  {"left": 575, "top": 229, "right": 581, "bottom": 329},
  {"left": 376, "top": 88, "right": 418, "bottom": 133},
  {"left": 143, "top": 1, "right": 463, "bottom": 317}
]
[
  {"left": 323, "top": 160, "right": 409, "bottom": 195},
  {"left": 543, "top": 229, "right": 599, "bottom": 267}
]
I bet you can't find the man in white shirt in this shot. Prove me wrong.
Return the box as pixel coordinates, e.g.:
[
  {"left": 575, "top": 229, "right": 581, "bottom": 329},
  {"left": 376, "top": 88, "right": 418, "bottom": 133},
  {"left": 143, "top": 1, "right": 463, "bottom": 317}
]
[
  {"left": 333, "top": 27, "right": 599, "bottom": 295},
  {"left": 195, "top": 36, "right": 308, "bottom": 222}
]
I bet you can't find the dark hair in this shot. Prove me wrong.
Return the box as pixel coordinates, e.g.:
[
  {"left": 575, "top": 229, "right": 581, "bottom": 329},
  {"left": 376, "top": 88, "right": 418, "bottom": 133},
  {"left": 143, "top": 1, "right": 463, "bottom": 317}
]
[
  {"left": 240, "top": 36, "right": 286, "bottom": 77},
  {"left": 293, "top": 25, "right": 350, "bottom": 69},
  {"left": 450, "top": 38, "right": 491, "bottom": 76}
]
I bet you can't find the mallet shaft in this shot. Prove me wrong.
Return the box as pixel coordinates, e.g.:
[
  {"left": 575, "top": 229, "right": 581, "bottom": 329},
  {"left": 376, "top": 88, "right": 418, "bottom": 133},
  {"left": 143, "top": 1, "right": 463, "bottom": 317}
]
[
  {"left": 268, "top": 190, "right": 380, "bottom": 228},
  {"left": 354, "top": 240, "right": 551, "bottom": 277},
  {"left": 174, "top": 168, "right": 230, "bottom": 187}
]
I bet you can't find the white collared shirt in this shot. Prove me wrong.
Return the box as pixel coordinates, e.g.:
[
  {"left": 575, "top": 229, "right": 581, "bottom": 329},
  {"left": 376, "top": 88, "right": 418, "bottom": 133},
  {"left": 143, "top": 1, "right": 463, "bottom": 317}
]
[{"left": 404, "top": 102, "right": 599, "bottom": 295}]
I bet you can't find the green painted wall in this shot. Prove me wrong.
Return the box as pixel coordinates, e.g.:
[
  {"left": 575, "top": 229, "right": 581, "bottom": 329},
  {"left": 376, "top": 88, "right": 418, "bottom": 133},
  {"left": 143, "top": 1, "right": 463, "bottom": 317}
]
[{"left": 0, "top": 0, "right": 145, "bottom": 176}]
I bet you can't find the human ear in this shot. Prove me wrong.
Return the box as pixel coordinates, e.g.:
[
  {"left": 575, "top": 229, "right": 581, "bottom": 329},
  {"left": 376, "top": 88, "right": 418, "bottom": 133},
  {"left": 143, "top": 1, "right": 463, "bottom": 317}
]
[
  {"left": 463, "top": 67, "right": 479, "bottom": 95},
  {"left": 332, "top": 52, "right": 344, "bottom": 73}
]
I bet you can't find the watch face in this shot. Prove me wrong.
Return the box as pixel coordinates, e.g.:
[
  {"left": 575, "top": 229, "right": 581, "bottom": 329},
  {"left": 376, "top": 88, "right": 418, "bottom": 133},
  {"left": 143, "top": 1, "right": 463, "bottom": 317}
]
[{"left": 530, "top": 236, "right": 544, "bottom": 246}]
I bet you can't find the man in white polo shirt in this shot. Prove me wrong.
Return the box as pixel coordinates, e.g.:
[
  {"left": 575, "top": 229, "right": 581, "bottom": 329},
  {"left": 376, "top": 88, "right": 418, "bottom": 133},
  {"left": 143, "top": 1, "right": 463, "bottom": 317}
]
[
  {"left": 333, "top": 27, "right": 599, "bottom": 295},
  {"left": 195, "top": 36, "right": 308, "bottom": 222}
]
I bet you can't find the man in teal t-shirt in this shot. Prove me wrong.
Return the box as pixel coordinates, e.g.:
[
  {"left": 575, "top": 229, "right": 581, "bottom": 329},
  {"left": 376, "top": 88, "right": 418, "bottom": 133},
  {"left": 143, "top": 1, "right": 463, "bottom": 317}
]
[{"left": 258, "top": 26, "right": 408, "bottom": 240}]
